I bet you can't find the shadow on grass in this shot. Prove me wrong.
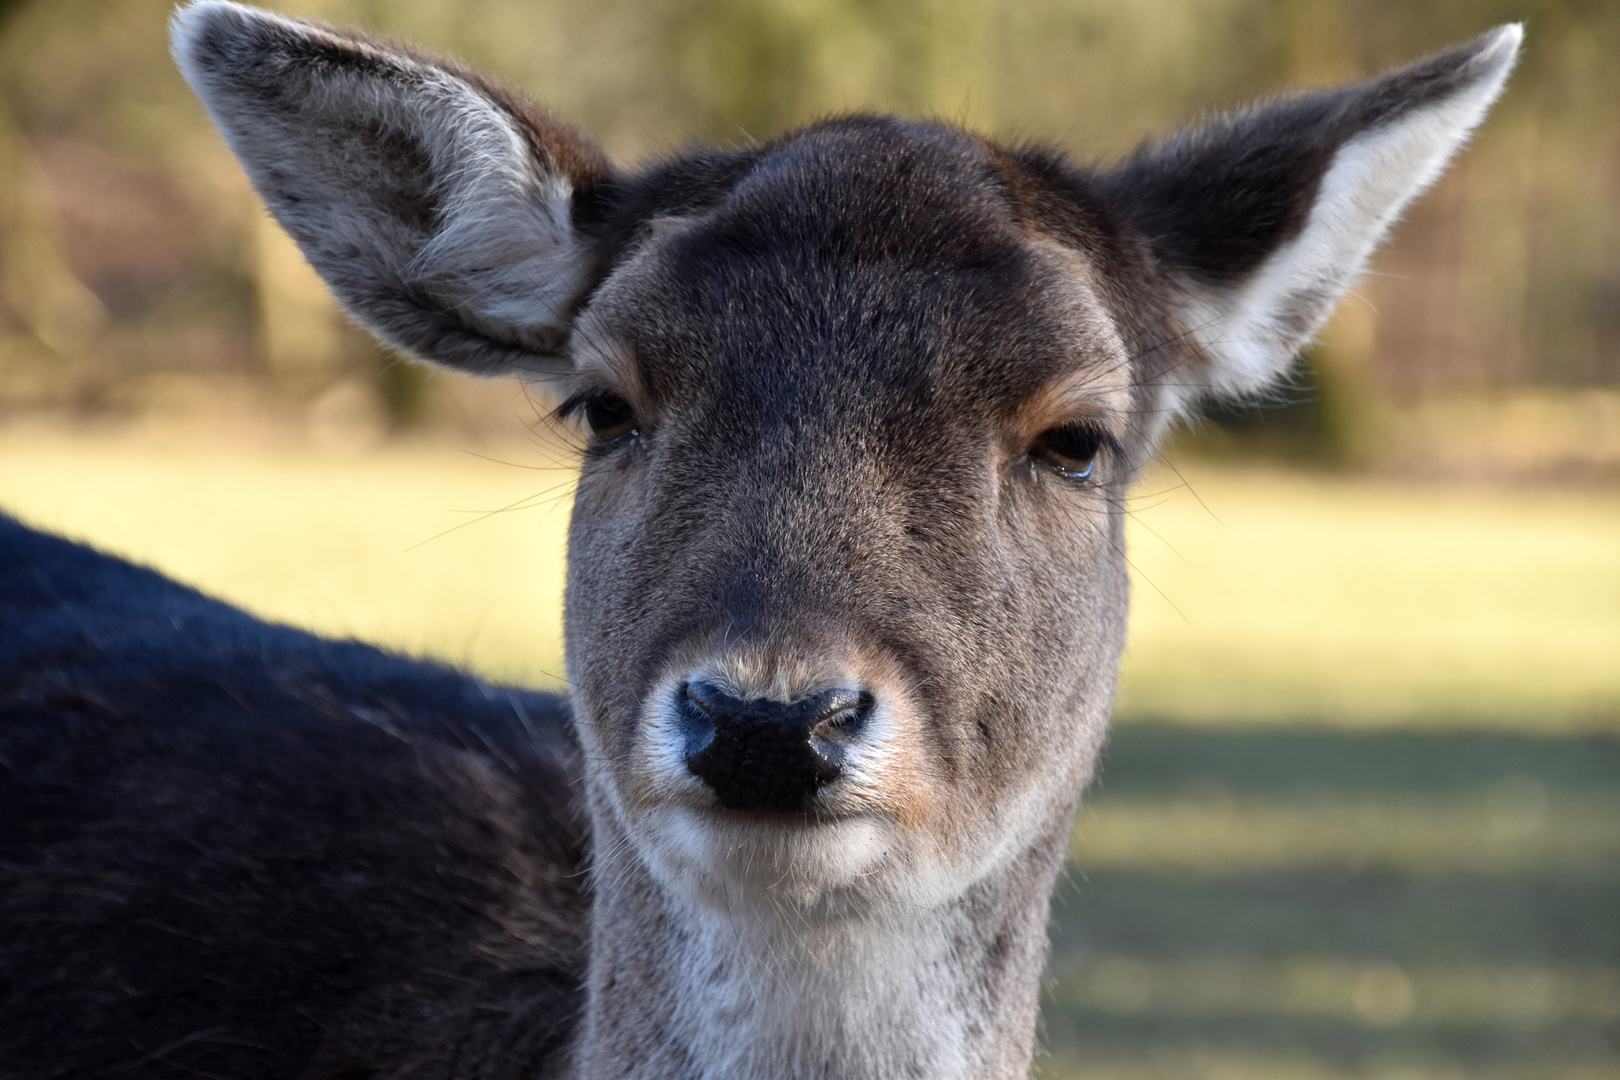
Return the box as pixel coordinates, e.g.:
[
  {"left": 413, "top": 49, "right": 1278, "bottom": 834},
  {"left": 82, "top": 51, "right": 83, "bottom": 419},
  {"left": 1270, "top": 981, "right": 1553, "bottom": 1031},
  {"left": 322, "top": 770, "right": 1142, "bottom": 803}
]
[
  {"left": 1043, "top": 722, "right": 1620, "bottom": 1075},
  {"left": 1088, "top": 723, "right": 1620, "bottom": 800},
  {"left": 1052, "top": 867, "right": 1619, "bottom": 966},
  {"left": 1041, "top": 1013, "right": 1615, "bottom": 1076}
]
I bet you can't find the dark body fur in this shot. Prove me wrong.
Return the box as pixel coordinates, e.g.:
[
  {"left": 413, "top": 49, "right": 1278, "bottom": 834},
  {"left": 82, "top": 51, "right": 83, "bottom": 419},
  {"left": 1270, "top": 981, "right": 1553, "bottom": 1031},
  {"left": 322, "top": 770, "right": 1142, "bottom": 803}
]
[{"left": 0, "top": 515, "right": 585, "bottom": 1079}]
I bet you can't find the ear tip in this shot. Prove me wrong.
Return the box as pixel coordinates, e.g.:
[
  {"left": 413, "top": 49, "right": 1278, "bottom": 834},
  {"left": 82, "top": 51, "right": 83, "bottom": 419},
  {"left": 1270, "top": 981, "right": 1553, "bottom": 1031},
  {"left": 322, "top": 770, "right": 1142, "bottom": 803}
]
[
  {"left": 1477, "top": 22, "right": 1522, "bottom": 65},
  {"left": 170, "top": 2, "right": 238, "bottom": 64},
  {"left": 169, "top": 2, "right": 283, "bottom": 70},
  {"left": 1385, "top": 23, "right": 1522, "bottom": 118},
  {"left": 1468, "top": 23, "right": 1526, "bottom": 80},
  {"left": 170, "top": 1, "right": 248, "bottom": 44},
  {"left": 1482, "top": 22, "right": 1526, "bottom": 55}
]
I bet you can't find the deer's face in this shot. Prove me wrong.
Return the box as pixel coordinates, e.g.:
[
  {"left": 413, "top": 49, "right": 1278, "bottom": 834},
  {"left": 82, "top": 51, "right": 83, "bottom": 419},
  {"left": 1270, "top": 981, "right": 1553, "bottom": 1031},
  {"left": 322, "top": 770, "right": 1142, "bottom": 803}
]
[
  {"left": 563, "top": 124, "right": 1137, "bottom": 909},
  {"left": 177, "top": 0, "right": 1520, "bottom": 915}
]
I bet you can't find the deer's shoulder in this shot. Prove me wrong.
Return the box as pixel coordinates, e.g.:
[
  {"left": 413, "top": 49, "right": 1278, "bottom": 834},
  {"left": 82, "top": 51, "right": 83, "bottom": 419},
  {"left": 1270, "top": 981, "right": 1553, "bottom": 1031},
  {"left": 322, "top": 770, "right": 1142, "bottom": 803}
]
[{"left": 0, "top": 512, "right": 587, "bottom": 1079}]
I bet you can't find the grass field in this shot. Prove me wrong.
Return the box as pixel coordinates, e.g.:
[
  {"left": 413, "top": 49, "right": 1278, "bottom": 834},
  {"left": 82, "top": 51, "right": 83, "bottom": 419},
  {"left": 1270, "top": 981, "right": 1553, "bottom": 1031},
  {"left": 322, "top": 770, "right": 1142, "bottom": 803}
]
[
  {"left": 1114, "top": 468, "right": 1620, "bottom": 730},
  {"left": 2, "top": 425, "right": 1616, "bottom": 1078},
  {"left": 1047, "top": 724, "right": 1620, "bottom": 1079}
]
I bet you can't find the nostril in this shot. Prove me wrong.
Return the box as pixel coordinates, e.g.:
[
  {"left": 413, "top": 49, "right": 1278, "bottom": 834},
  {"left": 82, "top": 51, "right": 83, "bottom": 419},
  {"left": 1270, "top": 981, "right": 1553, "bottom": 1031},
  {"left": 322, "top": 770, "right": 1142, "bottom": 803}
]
[
  {"left": 682, "top": 678, "right": 728, "bottom": 720},
  {"left": 807, "top": 690, "right": 873, "bottom": 760},
  {"left": 676, "top": 684, "right": 717, "bottom": 758},
  {"left": 675, "top": 679, "right": 873, "bottom": 813}
]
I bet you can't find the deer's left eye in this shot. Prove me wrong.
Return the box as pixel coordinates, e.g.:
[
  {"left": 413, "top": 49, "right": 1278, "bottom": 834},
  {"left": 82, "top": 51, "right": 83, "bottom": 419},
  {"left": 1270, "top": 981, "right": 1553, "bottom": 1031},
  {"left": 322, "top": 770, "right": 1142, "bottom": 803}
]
[{"left": 1029, "top": 422, "right": 1106, "bottom": 481}]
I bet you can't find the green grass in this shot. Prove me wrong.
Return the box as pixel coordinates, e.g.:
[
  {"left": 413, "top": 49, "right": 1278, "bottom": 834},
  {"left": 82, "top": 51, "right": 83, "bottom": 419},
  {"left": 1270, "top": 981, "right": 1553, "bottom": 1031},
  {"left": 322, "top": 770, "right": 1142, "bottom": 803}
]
[
  {"left": 3, "top": 428, "right": 1617, "bottom": 1078},
  {"left": 0, "top": 427, "right": 578, "bottom": 685},
  {"left": 4, "top": 434, "right": 1616, "bottom": 726},
  {"left": 1116, "top": 465, "right": 1620, "bottom": 729},
  {"left": 1046, "top": 724, "right": 1620, "bottom": 1078}
]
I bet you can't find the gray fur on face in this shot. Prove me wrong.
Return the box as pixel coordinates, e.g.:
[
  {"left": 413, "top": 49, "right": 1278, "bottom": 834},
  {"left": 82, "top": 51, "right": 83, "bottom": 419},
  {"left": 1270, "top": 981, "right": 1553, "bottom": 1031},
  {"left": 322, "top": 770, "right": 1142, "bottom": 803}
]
[{"left": 0, "top": 9, "right": 1519, "bottom": 1079}]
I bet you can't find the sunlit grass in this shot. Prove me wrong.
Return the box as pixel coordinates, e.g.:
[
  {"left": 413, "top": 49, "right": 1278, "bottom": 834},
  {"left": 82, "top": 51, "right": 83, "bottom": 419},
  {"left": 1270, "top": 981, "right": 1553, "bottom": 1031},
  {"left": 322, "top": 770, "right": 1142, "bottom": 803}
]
[
  {"left": 3, "top": 430, "right": 1618, "bottom": 728},
  {"left": 1069, "top": 790, "right": 1620, "bottom": 872},
  {"left": 0, "top": 427, "right": 578, "bottom": 686},
  {"left": 1117, "top": 462, "right": 1620, "bottom": 729},
  {"left": 1047, "top": 955, "right": 1620, "bottom": 1026},
  {"left": 1041, "top": 1053, "right": 1620, "bottom": 1080},
  {"left": 5, "top": 428, "right": 1618, "bottom": 728}
]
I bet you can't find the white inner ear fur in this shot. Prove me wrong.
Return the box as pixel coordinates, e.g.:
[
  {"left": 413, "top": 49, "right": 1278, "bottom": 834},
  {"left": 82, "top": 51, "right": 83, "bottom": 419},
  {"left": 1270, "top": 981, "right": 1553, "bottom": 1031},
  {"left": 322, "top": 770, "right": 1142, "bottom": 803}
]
[
  {"left": 404, "top": 81, "right": 586, "bottom": 360},
  {"left": 171, "top": 1, "right": 587, "bottom": 370},
  {"left": 1181, "top": 24, "right": 1522, "bottom": 408}
]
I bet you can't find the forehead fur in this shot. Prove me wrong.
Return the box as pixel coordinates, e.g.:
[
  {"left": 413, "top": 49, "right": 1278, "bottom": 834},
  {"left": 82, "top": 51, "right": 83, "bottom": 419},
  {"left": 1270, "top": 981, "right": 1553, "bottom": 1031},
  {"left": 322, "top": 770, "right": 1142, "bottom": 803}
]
[
  {"left": 582, "top": 117, "right": 1127, "bottom": 419},
  {"left": 698, "top": 117, "right": 1022, "bottom": 270}
]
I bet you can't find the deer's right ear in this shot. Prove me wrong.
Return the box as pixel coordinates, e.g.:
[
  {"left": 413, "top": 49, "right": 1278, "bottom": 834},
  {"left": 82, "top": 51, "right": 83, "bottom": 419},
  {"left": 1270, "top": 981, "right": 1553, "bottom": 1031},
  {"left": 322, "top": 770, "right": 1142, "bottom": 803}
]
[{"left": 172, "top": 1, "right": 611, "bottom": 375}]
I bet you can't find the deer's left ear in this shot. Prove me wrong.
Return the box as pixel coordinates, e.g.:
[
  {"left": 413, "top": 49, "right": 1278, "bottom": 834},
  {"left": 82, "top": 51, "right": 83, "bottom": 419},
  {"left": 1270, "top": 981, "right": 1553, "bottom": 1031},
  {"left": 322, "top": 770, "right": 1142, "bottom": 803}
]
[{"left": 1104, "top": 25, "right": 1521, "bottom": 408}]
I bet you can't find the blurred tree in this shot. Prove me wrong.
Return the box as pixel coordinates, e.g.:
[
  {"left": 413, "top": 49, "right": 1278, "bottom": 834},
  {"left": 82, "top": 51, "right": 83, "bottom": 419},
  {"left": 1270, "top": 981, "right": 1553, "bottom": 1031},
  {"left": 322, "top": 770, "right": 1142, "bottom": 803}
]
[{"left": 0, "top": 0, "right": 1613, "bottom": 433}]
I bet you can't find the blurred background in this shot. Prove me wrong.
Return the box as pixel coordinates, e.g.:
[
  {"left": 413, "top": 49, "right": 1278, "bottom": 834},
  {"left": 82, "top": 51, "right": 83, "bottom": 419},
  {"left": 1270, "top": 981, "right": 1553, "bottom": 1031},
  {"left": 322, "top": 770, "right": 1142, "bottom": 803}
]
[{"left": 0, "top": 0, "right": 1616, "bottom": 1076}]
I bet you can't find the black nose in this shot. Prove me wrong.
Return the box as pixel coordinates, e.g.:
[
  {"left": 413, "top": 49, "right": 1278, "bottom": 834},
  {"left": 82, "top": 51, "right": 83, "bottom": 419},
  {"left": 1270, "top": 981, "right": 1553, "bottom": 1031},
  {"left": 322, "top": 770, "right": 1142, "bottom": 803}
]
[{"left": 677, "top": 679, "right": 873, "bottom": 813}]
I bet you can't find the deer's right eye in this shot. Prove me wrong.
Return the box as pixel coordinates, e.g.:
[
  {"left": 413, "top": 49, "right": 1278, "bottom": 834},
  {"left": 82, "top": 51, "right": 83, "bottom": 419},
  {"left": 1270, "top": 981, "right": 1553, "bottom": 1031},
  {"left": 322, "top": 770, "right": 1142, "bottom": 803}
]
[{"left": 582, "top": 393, "right": 639, "bottom": 444}]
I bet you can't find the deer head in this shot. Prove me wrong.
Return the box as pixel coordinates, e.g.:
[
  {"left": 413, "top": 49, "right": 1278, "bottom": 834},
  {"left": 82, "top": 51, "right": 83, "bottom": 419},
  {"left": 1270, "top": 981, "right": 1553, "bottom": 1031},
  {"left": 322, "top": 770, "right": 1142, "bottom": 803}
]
[{"left": 174, "top": 5, "right": 1519, "bottom": 1075}]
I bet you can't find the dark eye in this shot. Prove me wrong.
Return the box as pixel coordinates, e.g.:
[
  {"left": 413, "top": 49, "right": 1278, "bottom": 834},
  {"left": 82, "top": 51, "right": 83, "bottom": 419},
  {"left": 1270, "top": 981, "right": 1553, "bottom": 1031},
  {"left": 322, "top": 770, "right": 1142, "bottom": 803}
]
[
  {"left": 1029, "top": 422, "right": 1106, "bottom": 481},
  {"left": 583, "top": 392, "right": 638, "bottom": 443}
]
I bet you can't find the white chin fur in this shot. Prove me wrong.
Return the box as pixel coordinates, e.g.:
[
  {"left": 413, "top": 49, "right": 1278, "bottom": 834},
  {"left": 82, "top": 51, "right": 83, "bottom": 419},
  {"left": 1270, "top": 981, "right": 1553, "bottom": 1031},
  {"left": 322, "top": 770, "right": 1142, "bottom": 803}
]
[{"left": 636, "top": 806, "right": 895, "bottom": 911}]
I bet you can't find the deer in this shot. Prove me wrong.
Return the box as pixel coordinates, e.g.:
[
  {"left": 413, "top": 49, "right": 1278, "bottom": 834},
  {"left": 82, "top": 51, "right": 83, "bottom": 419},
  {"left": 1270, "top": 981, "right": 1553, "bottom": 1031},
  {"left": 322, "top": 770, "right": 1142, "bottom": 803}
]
[{"left": 0, "top": 4, "right": 1519, "bottom": 1077}]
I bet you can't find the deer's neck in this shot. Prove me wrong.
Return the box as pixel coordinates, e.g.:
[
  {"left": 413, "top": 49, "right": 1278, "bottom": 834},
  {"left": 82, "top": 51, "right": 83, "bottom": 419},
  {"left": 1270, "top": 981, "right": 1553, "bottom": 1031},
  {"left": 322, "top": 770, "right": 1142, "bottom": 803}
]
[{"left": 572, "top": 814, "right": 1070, "bottom": 1080}]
